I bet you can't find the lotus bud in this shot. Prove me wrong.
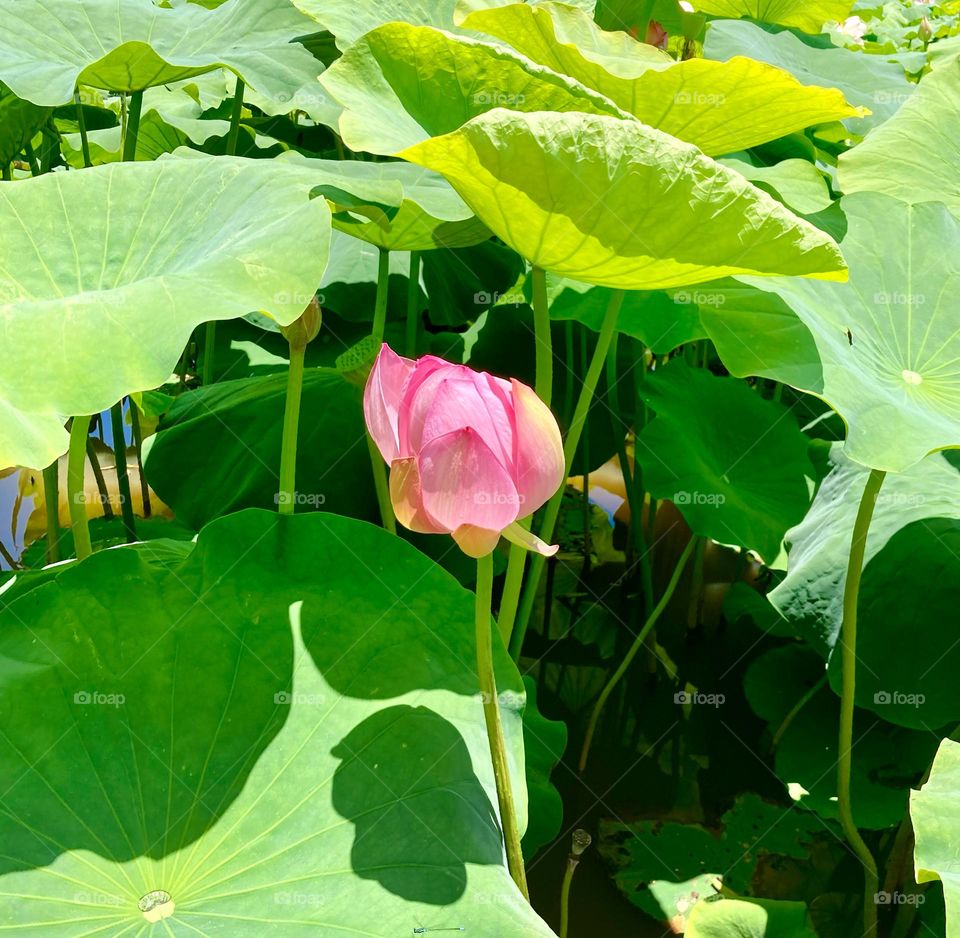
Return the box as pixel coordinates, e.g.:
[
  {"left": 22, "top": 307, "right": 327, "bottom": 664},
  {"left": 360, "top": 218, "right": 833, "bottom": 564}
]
[
  {"left": 281, "top": 295, "right": 322, "bottom": 350},
  {"left": 919, "top": 16, "right": 933, "bottom": 42},
  {"left": 363, "top": 344, "right": 566, "bottom": 558}
]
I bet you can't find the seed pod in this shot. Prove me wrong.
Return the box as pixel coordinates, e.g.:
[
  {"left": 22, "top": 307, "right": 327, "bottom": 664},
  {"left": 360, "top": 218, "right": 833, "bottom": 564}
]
[{"left": 281, "top": 295, "right": 322, "bottom": 349}]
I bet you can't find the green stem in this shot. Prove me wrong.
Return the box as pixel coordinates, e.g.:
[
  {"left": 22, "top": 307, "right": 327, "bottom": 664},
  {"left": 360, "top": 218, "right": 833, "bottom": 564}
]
[
  {"left": 67, "top": 416, "right": 93, "bottom": 560},
  {"left": 773, "top": 674, "right": 826, "bottom": 748},
  {"left": 202, "top": 321, "right": 218, "bottom": 386},
  {"left": 122, "top": 90, "right": 143, "bottom": 163},
  {"left": 1, "top": 164, "right": 10, "bottom": 181},
  {"left": 475, "top": 552, "right": 528, "bottom": 899},
  {"left": 110, "top": 401, "right": 137, "bottom": 542},
  {"left": 579, "top": 536, "right": 696, "bottom": 772},
  {"left": 404, "top": 251, "right": 421, "bottom": 357},
  {"left": 86, "top": 438, "right": 114, "bottom": 520},
  {"left": 278, "top": 342, "right": 306, "bottom": 515},
  {"left": 73, "top": 89, "right": 92, "bottom": 168},
  {"left": 367, "top": 436, "right": 397, "bottom": 534},
  {"left": 497, "top": 542, "right": 527, "bottom": 646},
  {"left": 23, "top": 141, "right": 40, "bottom": 176},
  {"left": 531, "top": 265, "right": 553, "bottom": 405},
  {"left": 42, "top": 462, "right": 61, "bottom": 564},
  {"left": 372, "top": 247, "right": 390, "bottom": 344},
  {"left": 129, "top": 401, "right": 151, "bottom": 518},
  {"left": 838, "top": 467, "right": 885, "bottom": 938},
  {"left": 226, "top": 76, "right": 245, "bottom": 155},
  {"left": 508, "top": 289, "right": 625, "bottom": 661}
]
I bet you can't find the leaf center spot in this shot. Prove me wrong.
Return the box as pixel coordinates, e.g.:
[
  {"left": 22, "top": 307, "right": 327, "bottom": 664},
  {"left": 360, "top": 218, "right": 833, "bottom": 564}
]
[
  {"left": 901, "top": 369, "right": 923, "bottom": 386},
  {"left": 139, "top": 890, "right": 175, "bottom": 923}
]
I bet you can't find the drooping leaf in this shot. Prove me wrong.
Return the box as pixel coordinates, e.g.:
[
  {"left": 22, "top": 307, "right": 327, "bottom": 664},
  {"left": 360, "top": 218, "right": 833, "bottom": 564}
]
[
  {"left": 686, "top": 896, "right": 818, "bottom": 938},
  {"left": 839, "top": 64, "right": 960, "bottom": 216},
  {"left": 0, "top": 509, "right": 553, "bottom": 936},
  {"left": 635, "top": 362, "right": 812, "bottom": 560},
  {"left": 720, "top": 158, "right": 834, "bottom": 215},
  {"left": 402, "top": 109, "right": 848, "bottom": 289},
  {"left": 143, "top": 369, "right": 378, "bottom": 530},
  {"left": 318, "top": 22, "right": 624, "bottom": 155},
  {"left": 0, "top": 81, "right": 52, "bottom": 166},
  {"left": 461, "top": 1, "right": 866, "bottom": 155},
  {"left": 0, "top": 0, "right": 322, "bottom": 106},
  {"left": 691, "top": 0, "right": 854, "bottom": 33},
  {"left": 912, "top": 739, "right": 960, "bottom": 932},
  {"left": 281, "top": 153, "right": 491, "bottom": 251},
  {"left": 737, "top": 193, "right": 960, "bottom": 472},
  {"left": 0, "top": 157, "right": 331, "bottom": 469},
  {"left": 705, "top": 19, "right": 913, "bottom": 133}
]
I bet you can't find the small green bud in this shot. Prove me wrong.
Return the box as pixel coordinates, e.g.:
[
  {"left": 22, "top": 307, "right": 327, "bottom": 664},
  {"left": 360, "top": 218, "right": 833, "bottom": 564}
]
[
  {"left": 281, "top": 295, "right": 322, "bottom": 349},
  {"left": 919, "top": 16, "right": 933, "bottom": 43}
]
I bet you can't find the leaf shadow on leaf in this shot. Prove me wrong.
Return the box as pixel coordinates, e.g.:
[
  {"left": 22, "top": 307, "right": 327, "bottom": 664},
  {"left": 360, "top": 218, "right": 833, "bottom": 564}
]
[{"left": 331, "top": 705, "right": 502, "bottom": 904}]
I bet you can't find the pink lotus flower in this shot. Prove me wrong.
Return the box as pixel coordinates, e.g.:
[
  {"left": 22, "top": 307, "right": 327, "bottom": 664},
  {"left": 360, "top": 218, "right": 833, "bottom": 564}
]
[{"left": 364, "top": 345, "right": 565, "bottom": 558}]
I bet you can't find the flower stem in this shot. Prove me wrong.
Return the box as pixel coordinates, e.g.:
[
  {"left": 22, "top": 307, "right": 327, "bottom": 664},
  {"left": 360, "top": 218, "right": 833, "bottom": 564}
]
[
  {"left": 109, "top": 401, "right": 137, "bottom": 542},
  {"left": 67, "top": 416, "right": 93, "bottom": 560},
  {"left": 838, "top": 467, "right": 885, "bottom": 938},
  {"left": 579, "top": 535, "right": 696, "bottom": 772},
  {"left": 278, "top": 342, "right": 306, "bottom": 515},
  {"left": 372, "top": 247, "right": 390, "bottom": 344},
  {"left": 559, "top": 830, "right": 592, "bottom": 938},
  {"left": 42, "top": 461, "right": 60, "bottom": 564},
  {"left": 404, "top": 251, "right": 421, "bottom": 357},
  {"left": 73, "top": 88, "right": 92, "bottom": 168},
  {"left": 508, "top": 289, "right": 625, "bottom": 661},
  {"left": 531, "top": 265, "right": 553, "bottom": 405},
  {"left": 121, "top": 90, "right": 143, "bottom": 163},
  {"left": 476, "top": 552, "right": 528, "bottom": 899},
  {"left": 496, "top": 543, "right": 526, "bottom": 645}
]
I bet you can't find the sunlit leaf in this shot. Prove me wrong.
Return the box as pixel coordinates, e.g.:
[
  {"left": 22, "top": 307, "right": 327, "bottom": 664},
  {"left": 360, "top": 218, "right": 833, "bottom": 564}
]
[
  {"left": 402, "top": 109, "right": 848, "bottom": 289},
  {"left": 0, "top": 157, "right": 331, "bottom": 469},
  {"left": 691, "top": 0, "right": 853, "bottom": 33},
  {"left": 686, "top": 896, "right": 818, "bottom": 937}
]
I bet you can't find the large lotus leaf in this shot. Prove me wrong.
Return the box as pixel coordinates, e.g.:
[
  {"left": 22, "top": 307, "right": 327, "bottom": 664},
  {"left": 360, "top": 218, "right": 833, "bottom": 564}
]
[
  {"left": 319, "top": 22, "right": 625, "bottom": 156},
  {"left": 460, "top": 2, "right": 865, "bottom": 156},
  {"left": 402, "top": 109, "right": 848, "bottom": 290},
  {"left": 520, "top": 678, "right": 566, "bottom": 860},
  {"left": 0, "top": 509, "right": 554, "bottom": 936},
  {"left": 543, "top": 274, "right": 707, "bottom": 353},
  {"left": 745, "top": 643, "right": 938, "bottom": 829},
  {"left": 912, "top": 739, "right": 960, "bottom": 931},
  {"left": 143, "top": 369, "right": 378, "bottom": 530},
  {"left": 0, "top": 0, "right": 322, "bottom": 107},
  {"left": 635, "top": 362, "right": 812, "bottom": 560},
  {"left": 705, "top": 20, "right": 913, "bottom": 134},
  {"left": 691, "top": 0, "right": 853, "bottom": 32},
  {"left": 686, "top": 897, "right": 818, "bottom": 938},
  {"left": 0, "top": 81, "right": 52, "bottom": 166},
  {"left": 0, "top": 156, "right": 331, "bottom": 470},
  {"left": 736, "top": 193, "right": 960, "bottom": 472},
  {"left": 281, "top": 153, "right": 491, "bottom": 251},
  {"left": 839, "top": 65, "right": 960, "bottom": 215}
]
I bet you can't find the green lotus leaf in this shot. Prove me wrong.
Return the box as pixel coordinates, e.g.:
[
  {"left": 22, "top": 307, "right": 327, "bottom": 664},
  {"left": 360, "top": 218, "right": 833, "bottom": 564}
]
[
  {"left": 705, "top": 19, "right": 914, "bottom": 134},
  {"left": 461, "top": 1, "right": 866, "bottom": 155},
  {"left": 745, "top": 642, "right": 938, "bottom": 829},
  {"left": 143, "top": 369, "right": 378, "bottom": 530},
  {"left": 0, "top": 81, "right": 52, "bottom": 166},
  {"left": 691, "top": 0, "right": 853, "bottom": 33},
  {"left": 636, "top": 361, "right": 812, "bottom": 561},
  {"left": 912, "top": 739, "right": 960, "bottom": 931},
  {"left": 686, "top": 897, "right": 818, "bottom": 937},
  {"left": 0, "top": 156, "right": 331, "bottom": 470},
  {"left": 0, "top": 509, "right": 553, "bottom": 936},
  {"left": 720, "top": 158, "right": 834, "bottom": 215},
  {"left": 839, "top": 64, "right": 960, "bottom": 216},
  {"left": 0, "top": 0, "right": 321, "bottom": 106},
  {"left": 281, "top": 153, "right": 491, "bottom": 251},
  {"left": 520, "top": 677, "right": 566, "bottom": 859},
  {"left": 402, "top": 109, "right": 847, "bottom": 290},
  {"left": 319, "top": 22, "right": 624, "bottom": 155},
  {"left": 736, "top": 193, "right": 960, "bottom": 472}
]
